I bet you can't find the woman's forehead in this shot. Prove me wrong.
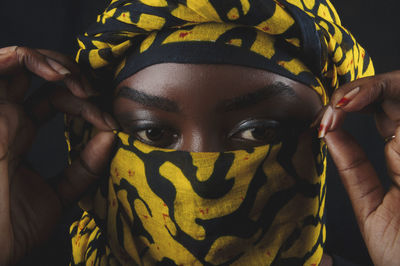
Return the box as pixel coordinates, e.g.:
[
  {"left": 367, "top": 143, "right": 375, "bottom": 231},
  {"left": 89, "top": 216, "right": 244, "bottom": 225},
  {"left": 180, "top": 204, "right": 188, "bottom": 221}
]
[
  {"left": 115, "top": 63, "right": 321, "bottom": 104},
  {"left": 113, "top": 63, "right": 322, "bottom": 122}
]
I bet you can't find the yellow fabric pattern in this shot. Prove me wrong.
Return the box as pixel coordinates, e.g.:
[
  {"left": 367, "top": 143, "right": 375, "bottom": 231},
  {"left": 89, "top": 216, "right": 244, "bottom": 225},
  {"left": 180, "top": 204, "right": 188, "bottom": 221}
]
[
  {"left": 76, "top": 0, "right": 374, "bottom": 104},
  {"left": 68, "top": 0, "right": 376, "bottom": 265},
  {"left": 71, "top": 132, "right": 327, "bottom": 265}
]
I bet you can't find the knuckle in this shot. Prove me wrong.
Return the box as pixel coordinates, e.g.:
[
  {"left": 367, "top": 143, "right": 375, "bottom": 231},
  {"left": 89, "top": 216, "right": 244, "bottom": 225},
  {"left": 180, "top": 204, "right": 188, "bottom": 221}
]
[
  {"left": 14, "top": 46, "right": 28, "bottom": 64},
  {"left": 358, "top": 184, "right": 381, "bottom": 202},
  {"left": 364, "top": 76, "right": 387, "bottom": 104},
  {"left": 0, "top": 46, "right": 18, "bottom": 64},
  {"left": 16, "top": 47, "right": 45, "bottom": 68},
  {"left": 374, "top": 76, "right": 388, "bottom": 91},
  {"left": 374, "top": 74, "right": 394, "bottom": 97},
  {"left": 0, "top": 45, "right": 18, "bottom": 52},
  {"left": 16, "top": 48, "right": 34, "bottom": 68},
  {"left": 336, "top": 155, "right": 369, "bottom": 173}
]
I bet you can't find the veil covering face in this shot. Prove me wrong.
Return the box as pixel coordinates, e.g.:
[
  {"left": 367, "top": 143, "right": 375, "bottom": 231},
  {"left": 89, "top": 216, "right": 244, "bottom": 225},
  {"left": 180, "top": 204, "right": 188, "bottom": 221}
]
[{"left": 67, "top": 0, "right": 374, "bottom": 265}]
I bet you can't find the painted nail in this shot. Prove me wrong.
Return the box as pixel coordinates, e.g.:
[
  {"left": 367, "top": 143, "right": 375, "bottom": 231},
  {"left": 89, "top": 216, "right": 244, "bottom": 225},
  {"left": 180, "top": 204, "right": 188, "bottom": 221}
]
[
  {"left": 103, "top": 113, "right": 119, "bottom": 130},
  {"left": 318, "top": 106, "right": 334, "bottom": 138},
  {"left": 45, "top": 57, "right": 71, "bottom": 76},
  {"left": 318, "top": 124, "right": 326, "bottom": 138},
  {"left": 335, "top": 87, "right": 360, "bottom": 108}
]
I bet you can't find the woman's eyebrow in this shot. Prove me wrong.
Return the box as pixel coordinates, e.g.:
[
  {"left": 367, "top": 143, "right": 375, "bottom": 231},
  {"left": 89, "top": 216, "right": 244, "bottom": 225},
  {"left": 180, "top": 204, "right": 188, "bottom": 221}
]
[
  {"left": 216, "top": 82, "right": 298, "bottom": 112},
  {"left": 116, "top": 86, "right": 180, "bottom": 112}
]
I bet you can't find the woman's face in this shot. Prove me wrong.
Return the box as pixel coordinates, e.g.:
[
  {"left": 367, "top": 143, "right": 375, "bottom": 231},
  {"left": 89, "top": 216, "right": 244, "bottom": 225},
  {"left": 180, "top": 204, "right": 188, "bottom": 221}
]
[{"left": 113, "top": 63, "right": 322, "bottom": 152}]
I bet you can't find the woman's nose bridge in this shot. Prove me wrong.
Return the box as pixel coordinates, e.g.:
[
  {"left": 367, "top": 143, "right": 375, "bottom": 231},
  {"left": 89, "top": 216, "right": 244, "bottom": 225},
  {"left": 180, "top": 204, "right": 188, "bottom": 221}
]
[{"left": 180, "top": 123, "right": 223, "bottom": 152}]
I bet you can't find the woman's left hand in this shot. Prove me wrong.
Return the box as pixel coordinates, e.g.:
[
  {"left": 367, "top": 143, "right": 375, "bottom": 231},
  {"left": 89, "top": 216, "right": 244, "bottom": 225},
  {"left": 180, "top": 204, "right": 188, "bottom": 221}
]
[{"left": 319, "top": 70, "right": 400, "bottom": 266}]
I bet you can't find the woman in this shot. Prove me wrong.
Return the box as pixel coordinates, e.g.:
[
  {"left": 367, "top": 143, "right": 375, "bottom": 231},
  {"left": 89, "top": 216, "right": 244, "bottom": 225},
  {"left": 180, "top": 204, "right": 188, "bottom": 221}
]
[{"left": 0, "top": 0, "right": 399, "bottom": 265}]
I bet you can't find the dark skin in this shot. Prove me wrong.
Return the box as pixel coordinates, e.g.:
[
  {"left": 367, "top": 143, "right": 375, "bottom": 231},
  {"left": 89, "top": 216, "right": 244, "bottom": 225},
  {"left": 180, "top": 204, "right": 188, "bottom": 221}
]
[
  {"left": 113, "top": 63, "right": 321, "bottom": 152},
  {"left": 0, "top": 46, "right": 399, "bottom": 265},
  {"left": 113, "top": 63, "right": 333, "bottom": 264}
]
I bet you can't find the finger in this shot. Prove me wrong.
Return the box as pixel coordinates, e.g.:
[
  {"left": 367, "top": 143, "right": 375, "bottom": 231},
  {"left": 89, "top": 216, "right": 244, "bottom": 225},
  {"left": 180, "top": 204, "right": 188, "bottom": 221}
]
[
  {"left": 0, "top": 102, "right": 23, "bottom": 250},
  {"left": 55, "top": 131, "right": 115, "bottom": 207},
  {"left": 6, "top": 69, "right": 31, "bottom": 102},
  {"left": 324, "top": 129, "right": 385, "bottom": 232},
  {"left": 0, "top": 113, "right": 12, "bottom": 263},
  {"left": 316, "top": 105, "right": 347, "bottom": 138},
  {"left": 38, "top": 49, "right": 97, "bottom": 97},
  {"left": 385, "top": 126, "right": 400, "bottom": 189},
  {"left": 34, "top": 49, "right": 90, "bottom": 99},
  {"left": 375, "top": 110, "right": 397, "bottom": 138},
  {"left": 378, "top": 97, "right": 400, "bottom": 137},
  {"left": 0, "top": 46, "right": 90, "bottom": 99},
  {"left": 319, "top": 71, "right": 400, "bottom": 135},
  {"left": 330, "top": 71, "right": 400, "bottom": 114},
  {"left": 63, "top": 75, "right": 92, "bottom": 99},
  {"left": 0, "top": 46, "right": 69, "bottom": 80},
  {"left": 37, "top": 50, "right": 79, "bottom": 74},
  {"left": 25, "top": 83, "right": 118, "bottom": 131},
  {"left": 0, "top": 102, "right": 35, "bottom": 168}
]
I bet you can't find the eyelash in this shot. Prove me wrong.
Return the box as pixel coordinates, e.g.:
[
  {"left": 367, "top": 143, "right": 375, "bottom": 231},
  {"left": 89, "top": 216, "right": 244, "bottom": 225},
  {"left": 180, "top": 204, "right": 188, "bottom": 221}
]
[
  {"left": 126, "top": 121, "right": 178, "bottom": 148},
  {"left": 229, "top": 120, "right": 282, "bottom": 144},
  {"left": 127, "top": 119, "right": 286, "bottom": 148}
]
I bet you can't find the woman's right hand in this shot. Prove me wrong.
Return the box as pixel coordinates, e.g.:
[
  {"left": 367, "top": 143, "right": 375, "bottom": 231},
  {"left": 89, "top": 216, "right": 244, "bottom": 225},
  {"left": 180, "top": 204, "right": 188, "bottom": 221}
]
[
  {"left": 320, "top": 71, "right": 400, "bottom": 265},
  {"left": 0, "top": 46, "right": 116, "bottom": 265}
]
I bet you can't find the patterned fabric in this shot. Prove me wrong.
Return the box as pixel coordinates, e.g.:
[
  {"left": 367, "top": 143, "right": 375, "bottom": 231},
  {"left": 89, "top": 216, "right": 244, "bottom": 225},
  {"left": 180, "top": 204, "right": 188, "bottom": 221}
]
[
  {"left": 71, "top": 132, "right": 327, "bottom": 265},
  {"left": 68, "top": 0, "right": 375, "bottom": 265},
  {"left": 75, "top": 0, "right": 374, "bottom": 104}
]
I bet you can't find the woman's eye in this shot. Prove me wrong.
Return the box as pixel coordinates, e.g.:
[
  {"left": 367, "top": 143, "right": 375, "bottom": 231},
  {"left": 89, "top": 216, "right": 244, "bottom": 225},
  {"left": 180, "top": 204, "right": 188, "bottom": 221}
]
[
  {"left": 137, "top": 128, "right": 165, "bottom": 142},
  {"left": 236, "top": 127, "right": 278, "bottom": 142},
  {"left": 135, "top": 127, "right": 178, "bottom": 147},
  {"left": 230, "top": 120, "right": 282, "bottom": 144}
]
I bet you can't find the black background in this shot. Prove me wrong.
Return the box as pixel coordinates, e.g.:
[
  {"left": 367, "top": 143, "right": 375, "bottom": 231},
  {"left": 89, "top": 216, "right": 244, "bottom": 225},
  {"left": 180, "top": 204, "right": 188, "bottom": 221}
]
[{"left": 1, "top": 0, "right": 399, "bottom": 265}]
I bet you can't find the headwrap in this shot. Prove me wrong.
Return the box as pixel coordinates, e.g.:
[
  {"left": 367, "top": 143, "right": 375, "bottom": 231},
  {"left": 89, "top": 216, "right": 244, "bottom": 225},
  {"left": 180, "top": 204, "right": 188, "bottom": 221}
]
[
  {"left": 68, "top": 0, "right": 374, "bottom": 265},
  {"left": 75, "top": 0, "right": 374, "bottom": 103}
]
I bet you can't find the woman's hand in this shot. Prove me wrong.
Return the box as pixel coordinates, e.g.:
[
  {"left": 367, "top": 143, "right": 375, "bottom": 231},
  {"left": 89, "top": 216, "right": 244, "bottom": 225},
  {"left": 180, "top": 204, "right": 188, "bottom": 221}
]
[
  {"left": 318, "top": 71, "right": 400, "bottom": 266},
  {"left": 0, "top": 46, "right": 117, "bottom": 265}
]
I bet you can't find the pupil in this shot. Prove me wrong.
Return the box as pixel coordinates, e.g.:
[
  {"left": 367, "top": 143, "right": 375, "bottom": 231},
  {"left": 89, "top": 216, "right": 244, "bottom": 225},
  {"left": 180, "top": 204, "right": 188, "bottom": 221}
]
[
  {"left": 146, "top": 128, "right": 164, "bottom": 140},
  {"left": 251, "top": 128, "right": 274, "bottom": 140}
]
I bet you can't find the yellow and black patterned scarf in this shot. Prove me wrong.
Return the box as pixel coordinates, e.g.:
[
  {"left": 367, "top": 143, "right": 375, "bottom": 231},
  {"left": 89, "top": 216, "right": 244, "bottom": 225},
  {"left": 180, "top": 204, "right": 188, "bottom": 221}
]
[
  {"left": 71, "top": 131, "right": 326, "bottom": 265},
  {"left": 68, "top": 0, "right": 374, "bottom": 265}
]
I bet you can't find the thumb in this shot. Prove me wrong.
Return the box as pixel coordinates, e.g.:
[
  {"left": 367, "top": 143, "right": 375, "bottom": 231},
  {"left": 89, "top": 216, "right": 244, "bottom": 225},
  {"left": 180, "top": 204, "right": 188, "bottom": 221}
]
[
  {"left": 324, "top": 129, "right": 384, "bottom": 232},
  {"left": 55, "top": 131, "right": 115, "bottom": 208}
]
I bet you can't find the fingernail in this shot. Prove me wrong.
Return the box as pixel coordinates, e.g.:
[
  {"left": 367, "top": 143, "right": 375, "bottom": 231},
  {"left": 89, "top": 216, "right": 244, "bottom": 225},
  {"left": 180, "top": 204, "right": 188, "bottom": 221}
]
[
  {"left": 310, "top": 108, "right": 324, "bottom": 129},
  {"left": 336, "top": 87, "right": 360, "bottom": 108},
  {"left": 318, "top": 106, "right": 334, "bottom": 138},
  {"left": 45, "top": 57, "right": 71, "bottom": 76},
  {"left": 103, "top": 113, "right": 119, "bottom": 130}
]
